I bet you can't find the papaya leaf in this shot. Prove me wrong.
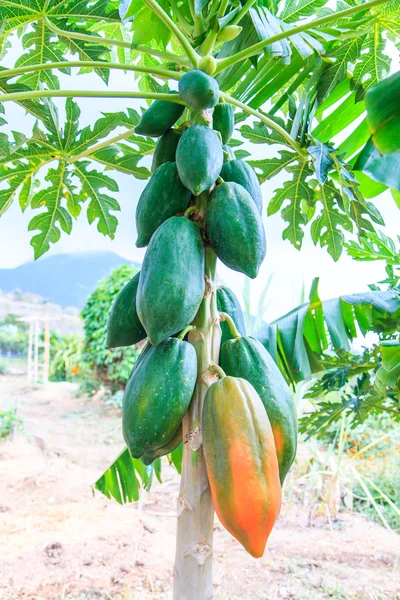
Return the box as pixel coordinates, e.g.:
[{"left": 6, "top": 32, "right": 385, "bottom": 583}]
[
  {"left": 351, "top": 0, "right": 398, "bottom": 100},
  {"left": 307, "top": 141, "right": 334, "bottom": 184},
  {"left": 267, "top": 158, "right": 314, "bottom": 250},
  {"left": 93, "top": 447, "right": 141, "bottom": 504},
  {"left": 94, "top": 446, "right": 168, "bottom": 504},
  {"left": 257, "top": 284, "right": 400, "bottom": 384},
  {"left": 345, "top": 231, "right": 400, "bottom": 289},
  {"left": 249, "top": 150, "right": 298, "bottom": 183},
  {"left": 353, "top": 137, "right": 400, "bottom": 192},
  {"left": 311, "top": 181, "right": 353, "bottom": 261},
  {"left": 0, "top": 0, "right": 119, "bottom": 90},
  {"left": 74, "top": 161, "right": 120, "bottom": 239},
  {"left": 28, "top": 164, "right": 75, "bottom": 259},
  {"left": 365, "top": 72, "right": 400, "bottom": 155}
]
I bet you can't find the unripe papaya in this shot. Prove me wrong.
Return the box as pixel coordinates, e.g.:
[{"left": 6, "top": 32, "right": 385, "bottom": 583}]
[
  {"left": 107, "top": 272, "right": 146, "bottom": 348},
  {"left": 123, "top": 338, "right": 196, "bottom": 458},
  {"left": 178, "top": 70, "right": 219, "bottom": 110},
  {"left": 221, "top": 159, "right": 263, "bottom": 214},
  {"left": 141, "top": 424, "right": 182, "bottom": 465},
  {"left": 137, "top": 216, "right": 205, "bottom": 345},
  {"left": 135, "top": 162, "right": 191, "bottom": 247},
  {"left": 206, "top": 182, "right": 266, "bottom": 279},
  {"left": 151, "top": 129, "right": 181, "bottom": 173},
  {"left": 203, "top": 376, "right": 281, "bottom": 558},
  {"left": 176, "top": 125, "right": 223, "bottom": 195},
  {"left": 216, "top": 286, "right": 246, "bottom": 345},
  {"left": 213, "top": 104, "right": 235, "bottom": 145},
  {"left": 220, "top": 336, "right": 297, "bottom": 484},
  {"left": 135, "top": 94, "right": 185, "bottom": 137}
]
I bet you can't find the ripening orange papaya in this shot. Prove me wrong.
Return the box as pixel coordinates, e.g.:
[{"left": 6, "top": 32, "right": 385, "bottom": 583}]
[{"left": 202, "top": 376, "right": 281, "bottom": 558}]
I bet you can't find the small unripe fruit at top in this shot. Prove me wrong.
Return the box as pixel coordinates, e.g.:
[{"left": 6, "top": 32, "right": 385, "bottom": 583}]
[
  {"left": 199, "top": 55, "right": 217, "bottom": 76},
  {"left": 216, "top": 25, "right": 242, "bottom": 44},
  {"left": 179, "top": 69, "right": 219, "bottom": 111}
]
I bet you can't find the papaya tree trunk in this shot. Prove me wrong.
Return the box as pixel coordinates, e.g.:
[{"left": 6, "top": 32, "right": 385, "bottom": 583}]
[{"left": 173, "top": 245, "right": 220, "bottom": 600}]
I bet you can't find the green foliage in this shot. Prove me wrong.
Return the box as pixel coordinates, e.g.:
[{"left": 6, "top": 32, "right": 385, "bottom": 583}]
[
  {"left": 49, "top": 333, "right": 85, "bottom": 382},
  {"left": 81, "top": 264, "right": 141, "bottom": 392},
  {"left": 0, "top": 0, "right": 397, "bottom": 261},
  {"left": 258, "top": 278, "right": 400, "bottom": 384},
  {"left": 0, "top": 408, "right": 21, "bottom": 440},
  {"left": 345, "top": 231, "right": 400, "bottom": 289},
  {"left": 0, "top": 314, "right": 29, "bottom": 354},
  {"left": 0, "top": 359, "right": 7, "bottom": 375}
]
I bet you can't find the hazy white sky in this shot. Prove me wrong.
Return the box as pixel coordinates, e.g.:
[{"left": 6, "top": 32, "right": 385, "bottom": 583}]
[{"left": 0, "top": 50, "right": 399, "bottom": 320}]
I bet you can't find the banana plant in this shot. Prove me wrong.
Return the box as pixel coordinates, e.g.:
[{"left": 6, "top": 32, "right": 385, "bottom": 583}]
[{"left": 1, "top": 0, "right": 400, "bottom": 598}]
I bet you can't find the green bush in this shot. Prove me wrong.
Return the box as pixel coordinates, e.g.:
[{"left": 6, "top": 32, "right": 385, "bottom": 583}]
[
  {"left": 49, "top": 333, "right": 86, "bottom": 382},
  {"left": 0, "top": 359, "right": 7, "bottom": 375},
  {"left": 0, "top": 409, "right": 21, "bottom": 440},
  {"left": 81, "top": 264, "right": 141, "bottom": 393}
]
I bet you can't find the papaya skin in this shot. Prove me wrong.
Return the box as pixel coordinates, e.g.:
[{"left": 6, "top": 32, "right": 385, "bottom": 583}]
[
  {"left": 106, "top": 272, "right": 146, "bottom": 348},
  {"left": 176, "top": 125, "right": 223, "bottom": 196},
  {"left": 220, "top": 159, "right": 263, "bottom": 214},
  {"left": 123, "top": 338, "right": 196, "bottom": 458},
  {"left": 135, "top": 95, "right": 185, "bottom": 137},
  {"left": 206, "top": 182, "right": 266, "bottom": 279},
  {"left": 179, "top": 70, "right": 219, "bottom": 110},
  {"left": 203, "top": 376, "right": 282, "bottom": 558},
  {"left": 136, "top": 216, "right": 205, "bottom": 345},
  {"left": 151, "top": 129, "right": 181, "bottom": 173},
  {"left": 135, "top": 162, "right": 191, "bottom": 248},
  {"left": 220, "top": 336, "right": 297, "bottom": 484},
  {"left": 213, "top": 104, "right": 234, "bottom": 145}
]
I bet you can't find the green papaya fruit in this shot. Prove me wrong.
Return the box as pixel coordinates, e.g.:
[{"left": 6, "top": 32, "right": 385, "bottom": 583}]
[
  {"left": 222, "top": 144, "right": 235, "bottom": 161},
  {"left": 216, "top": 286, "right": 247, "bottom": 345},
  {"left": 141, "top": 424, "right": 182, "bottom": 465},
  {"left": 221, "top": 159, "right": 263, "bottom": 214},
  {"left": 176, "top": 125, "right": 223, "bottom": 195},
  {"left": 151, "top": 129, "right": 181, "bottom": 173},
  {"left": 135, "top": 162, "right": 192, "bottom": 248},
  {"left": 213, "top": 104, "right": 234, "bottom": 145},
  {"left": 123, "top": 337, "right": 197, "bottom": 458},
  {"left": 135, "top": 94, "right": 185, "bottom": 137},
  {"left": 206, "top": 182, "right": 266, "bottom": 279},
  {"left": 137, "top": 216, "right": 205, "bottom": 345},
  {"left": 178, "top": 70, "right": 219, "bottom": 110},
  {"left": 220, "top": 336, "right": 297, "bottom": 484},
  {"left": 106, "top": 272, "right": 146, "bottom": 348},
  {"left": 129, "top": 341, "right": 152, "bottom": 379}
]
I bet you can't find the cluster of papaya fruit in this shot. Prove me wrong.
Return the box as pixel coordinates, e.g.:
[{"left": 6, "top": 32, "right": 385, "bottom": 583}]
[{"left": 106, "top": 69, "right": 297, "bottom": 558}]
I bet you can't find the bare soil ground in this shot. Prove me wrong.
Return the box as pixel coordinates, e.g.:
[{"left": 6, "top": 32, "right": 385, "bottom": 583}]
[{"left": 0, "top": 376, "right": 399, "bottom": 600}]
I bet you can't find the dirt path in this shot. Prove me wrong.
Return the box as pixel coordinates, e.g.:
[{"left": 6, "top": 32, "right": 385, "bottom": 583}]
[{"left": 0, "top": 376, "right": 399, "bottom": 600}]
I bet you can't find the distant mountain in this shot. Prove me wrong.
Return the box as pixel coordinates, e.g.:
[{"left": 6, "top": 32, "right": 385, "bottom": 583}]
[{"left": 0, "top": 252, "right": 139, "bottom": 308}]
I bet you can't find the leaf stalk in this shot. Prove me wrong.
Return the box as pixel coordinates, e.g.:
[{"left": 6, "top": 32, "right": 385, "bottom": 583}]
[
  {"left": 220, "top": 91, "right": 305, "bottom": 154},
  {"left": 43, "top": 16, "right": 190, "bottom": 66},
  {"left": 0, "top": 61, "right": 183, "bottom": 82},
  {"left": 0, "top": 90, "right": 187, "bottom": 105}
]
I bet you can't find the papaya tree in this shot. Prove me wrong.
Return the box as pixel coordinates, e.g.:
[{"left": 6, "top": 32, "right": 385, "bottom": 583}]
[{"left": 1, "top": 0, "right": 399, "bottom": 598}]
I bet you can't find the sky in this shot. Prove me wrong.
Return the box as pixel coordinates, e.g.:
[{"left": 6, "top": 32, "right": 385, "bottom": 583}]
[{"left": 0, "top": 48, "right": 399, "bottom": 321}]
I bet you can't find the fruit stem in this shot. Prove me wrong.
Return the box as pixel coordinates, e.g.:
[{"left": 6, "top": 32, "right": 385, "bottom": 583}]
[
  {"left": 177, "top": 325, "right": 196, "bottom": 340},
  {"left": 219, "top": 311, "right": 241, "bottom": 339},
  {"left": 184, "top": 205, "right": 201, "bottom": 218},
  {"left": 209, "top": 364, "right": 226, "bottom": 379}
]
